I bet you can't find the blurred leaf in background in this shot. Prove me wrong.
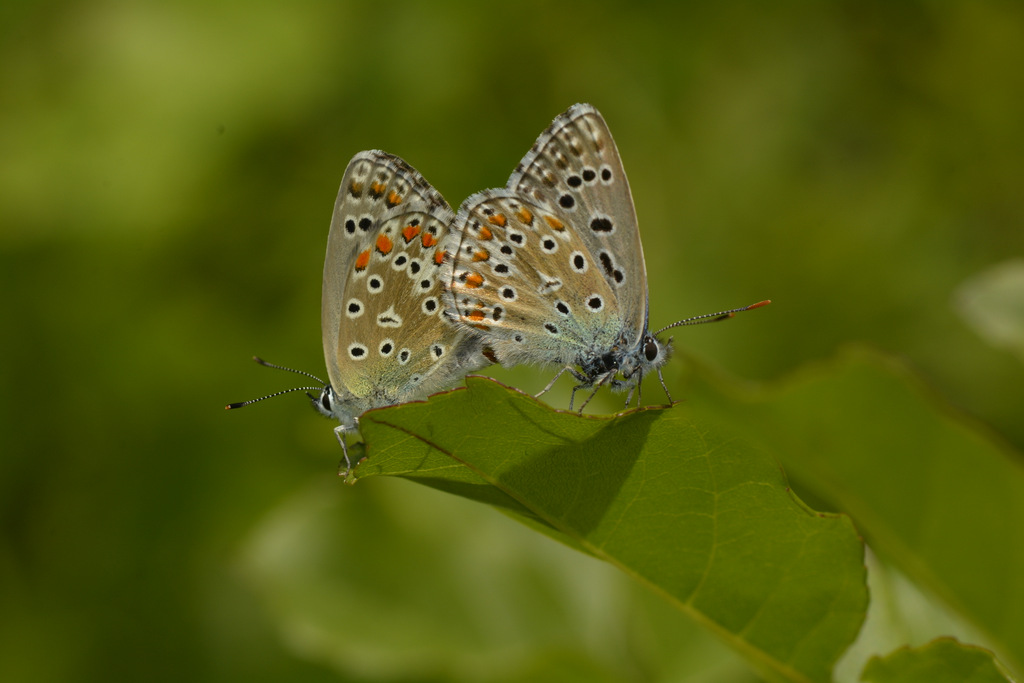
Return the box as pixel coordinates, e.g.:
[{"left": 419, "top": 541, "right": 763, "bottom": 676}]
[
  {"left": 954, "top": 259, "right": 1024, "bottom": 364},
  {"left": 2, "top": 1, "right": 1023, "bottom": 681}
]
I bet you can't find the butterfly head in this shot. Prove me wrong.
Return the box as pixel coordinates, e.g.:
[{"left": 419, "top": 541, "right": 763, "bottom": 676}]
[
  {"left": 310, "top": 383, "right": 337, "bottom": 418},
  {"left": 309, "top": 383, "right": 362, "bottom": 431},
  {"left": 617, "top": 330, "right": 673, "bottom": 389},
  {"left": 642, "top": 331, "right": 672, "bottom": 369}
]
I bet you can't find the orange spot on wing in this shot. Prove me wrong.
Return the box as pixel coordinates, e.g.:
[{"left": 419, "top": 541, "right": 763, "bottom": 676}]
[
  {"left": 422, "top": 232, "right": 437, "bottom": 248},
  {"left": 516, "top": 206, "right": 533, "bottom": 224},
  {"left": 348, "top": 181, "right": 363, "bottom": 196},
  {"left": 472, "top": 249, "right": 489, "bottom": 262},
  {"left": 375, "top": 234, "right": 393, "bottom": 255},
  {"left": 433, "top": 249, "right": 445, "bottom": 265},
  {"left": 488, "top": 213, "right": 507, "bottom": 227},
  {"left": 467, "top": 309, "right": 485, "bottom": 322},
  {"left": 402, "top": 224, "right": 421, "bottom": 242},
  {"left": 387, "top": 190, "right": 402, "bottom": 206},
  {"left": 544, "top": 215, "right": 565, "bottom": 230},
  {"left": 464, "top": 272, "right": 484, "bottom": 288},
  {"left": 370, "top": 181, "right": 386, "bottom": 197},
  {"left": 477, "top": 225, "right": 493, "bottom": 240},
  {"left": 354, "top": 249, "right": 371, "bottom": 271}
]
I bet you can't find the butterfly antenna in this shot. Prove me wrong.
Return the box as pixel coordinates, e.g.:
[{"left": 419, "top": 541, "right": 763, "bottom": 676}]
[
  {"left": 250, "top": 356, "right": 328, "bottom": 385},
  {"left": 224, "top": 357, "right": 327, "bottom": 410},
  {"left": 225, "top": 386, "right": 324, "bottom": 410},
  {"left": 654, "top": 300, "right": 771, "bottom": 336}
]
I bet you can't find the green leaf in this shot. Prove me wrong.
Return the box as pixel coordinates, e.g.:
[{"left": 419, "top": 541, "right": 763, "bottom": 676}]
[
  {"left": 240, "top": 473, "right": 755, "bottom": 682},
  {"left": 861, "top": 638, "right": 1013, "bottom": 683},
  {"left": 683, "top": 346, "right": 1024, "bottom": 674},
  {"left": 353, "top": 376, "right": 867, "bottom": 683}
]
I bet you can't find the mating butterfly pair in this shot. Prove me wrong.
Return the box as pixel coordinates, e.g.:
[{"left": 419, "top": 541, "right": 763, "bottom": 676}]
[{"left": 228, "top": 104, "right": 768, "bottom": 472}]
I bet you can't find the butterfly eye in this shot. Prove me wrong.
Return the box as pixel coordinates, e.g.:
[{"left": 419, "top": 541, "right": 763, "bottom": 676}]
[
  {"left": 320, "top": 389, "right": 332, "bottom": 412},
  {"left": 644, "top": 337, "right": 659, "bottom": 362}
]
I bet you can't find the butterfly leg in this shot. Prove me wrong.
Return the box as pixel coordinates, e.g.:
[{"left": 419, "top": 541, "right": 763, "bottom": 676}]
[
  {"left": 537, "top": 366, "right": 574, "bottom": 398},
  {"left": 539, "top": 365, "right": 589, "bottom": 401},
  {"left": 334, "top": 424, "right": 353, "bottom": 476},
  {"left": 624, "top": 371, "right": 643, "bottom": 408},
  {"left": 573, "top": 371, "right": 615, "bottom": 413},
  {"left": 656, "top": 367, "right": 674, "bottom": 404},
  {"left": 574, "top": 386, "right": 601, "bottom": 413},
  {"left": 568, "top": 383, "right": 587, "bottom": 412}
]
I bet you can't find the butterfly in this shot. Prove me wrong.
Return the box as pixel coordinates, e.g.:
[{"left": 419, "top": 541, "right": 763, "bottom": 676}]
[
  {"left": 228, "top": 151, "right": 491, "bottom": 473},
  {"left": 442, "top": 103, "right": 768, "bottom": 410}
]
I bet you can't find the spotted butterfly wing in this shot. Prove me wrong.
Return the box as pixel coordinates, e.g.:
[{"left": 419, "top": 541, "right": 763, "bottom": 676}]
[
  {"left": 443, "top": 104, "right": 652, "bottom": 400},
  {"left": 509, "top": 104, "right": 647, "bottom": 333},
  {"left": 320, "top": 151, "right": 489, "bottom": 442}
]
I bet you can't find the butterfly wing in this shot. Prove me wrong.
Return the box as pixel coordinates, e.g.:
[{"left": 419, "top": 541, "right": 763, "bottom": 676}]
[
  {"left": 323, "top": 151, "right": 487, "bottom": 419},
  {"left": 512, "top": 104, "right": 648, "bottom": 329},
  {"left": 443, "top": 104, "right": 648, "bottom": 368}
]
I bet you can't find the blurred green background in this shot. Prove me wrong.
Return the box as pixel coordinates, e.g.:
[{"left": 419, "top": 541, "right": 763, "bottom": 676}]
[{"left": 2, "top": 1, "right": 1023, "bottom": 681}]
